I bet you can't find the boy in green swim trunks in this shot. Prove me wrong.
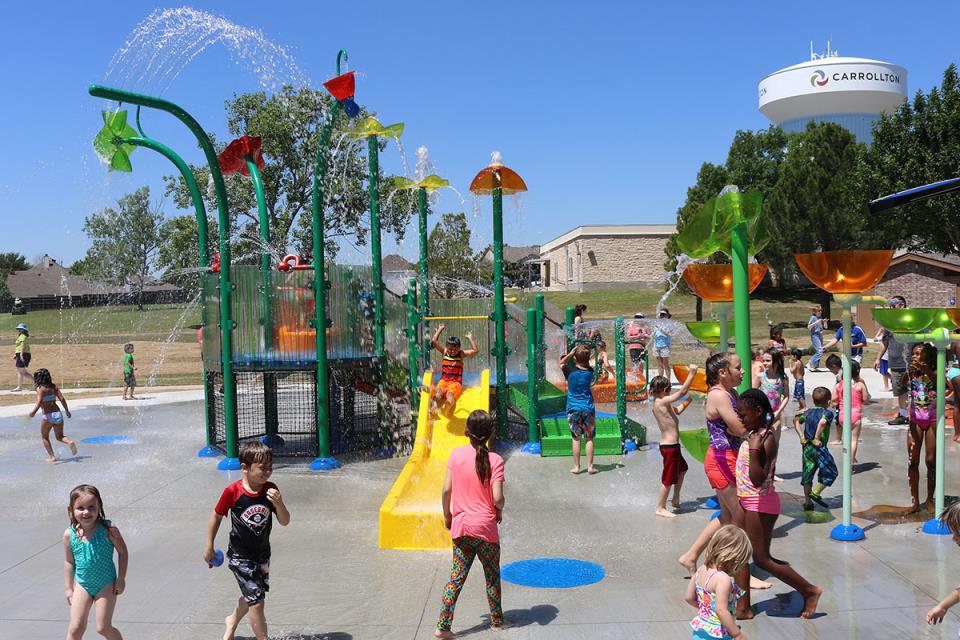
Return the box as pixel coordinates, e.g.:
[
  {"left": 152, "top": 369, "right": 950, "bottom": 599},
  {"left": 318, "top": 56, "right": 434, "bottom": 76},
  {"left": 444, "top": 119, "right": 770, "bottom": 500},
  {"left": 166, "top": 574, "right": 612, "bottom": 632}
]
[{"left": 793, "top": 386, "right": 838, "bottom": 510}]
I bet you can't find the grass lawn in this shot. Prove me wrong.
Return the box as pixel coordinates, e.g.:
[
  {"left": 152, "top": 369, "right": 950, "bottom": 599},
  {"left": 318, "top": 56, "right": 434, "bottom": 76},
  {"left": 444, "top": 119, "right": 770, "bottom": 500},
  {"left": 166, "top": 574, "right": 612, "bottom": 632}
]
[{"left": 1, "top": 303, "right": 201, "bottom": 345}]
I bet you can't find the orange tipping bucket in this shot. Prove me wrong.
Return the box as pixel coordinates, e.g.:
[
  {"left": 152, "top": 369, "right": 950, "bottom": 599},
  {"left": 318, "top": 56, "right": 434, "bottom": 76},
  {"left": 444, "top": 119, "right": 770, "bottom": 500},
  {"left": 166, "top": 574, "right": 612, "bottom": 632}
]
[
  {"left": 682, "top": 263, "right": 767, "bottom": 302},
  {"left": 793, "top": 250, "right": 893, "bottom": 294},
  {"left": 672, "top": 365, "right": 708, "bottom": 394}
]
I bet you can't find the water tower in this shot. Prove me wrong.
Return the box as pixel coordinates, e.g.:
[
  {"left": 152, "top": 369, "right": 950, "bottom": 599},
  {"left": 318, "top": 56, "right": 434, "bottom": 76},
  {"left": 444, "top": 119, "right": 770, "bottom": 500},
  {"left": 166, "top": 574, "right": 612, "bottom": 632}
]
[{"left": 759, "top": 43, "right": 907, "bottom": 143}]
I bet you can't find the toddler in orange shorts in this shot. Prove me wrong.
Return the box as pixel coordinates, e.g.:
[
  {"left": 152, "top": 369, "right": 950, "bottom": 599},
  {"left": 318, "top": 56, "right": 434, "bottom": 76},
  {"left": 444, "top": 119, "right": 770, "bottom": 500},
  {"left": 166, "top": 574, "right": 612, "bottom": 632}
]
[{"left": 429, "top": 324, "right": 479, "bottom": 415}]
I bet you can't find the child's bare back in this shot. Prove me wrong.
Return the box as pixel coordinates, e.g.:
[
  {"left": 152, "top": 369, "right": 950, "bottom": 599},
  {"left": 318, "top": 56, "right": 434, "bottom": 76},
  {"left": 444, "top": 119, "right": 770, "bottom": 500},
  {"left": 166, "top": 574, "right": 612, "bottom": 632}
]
[{"left": 652, "top": 397, "right": 682, "bottom": 446}]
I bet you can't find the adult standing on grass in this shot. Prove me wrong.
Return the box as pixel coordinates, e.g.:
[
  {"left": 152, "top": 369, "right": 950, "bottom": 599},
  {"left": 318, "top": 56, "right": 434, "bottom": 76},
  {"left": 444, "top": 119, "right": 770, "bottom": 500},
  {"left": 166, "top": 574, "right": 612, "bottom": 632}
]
[
  {"left": 807, "top": 305, "right": 828, "bottom": 371},
  {"left": 884, "top": 296, "right": 911, "bottom": 426},
  {"left": 12, "top": 322, "right": 31, "bottom": 391}
]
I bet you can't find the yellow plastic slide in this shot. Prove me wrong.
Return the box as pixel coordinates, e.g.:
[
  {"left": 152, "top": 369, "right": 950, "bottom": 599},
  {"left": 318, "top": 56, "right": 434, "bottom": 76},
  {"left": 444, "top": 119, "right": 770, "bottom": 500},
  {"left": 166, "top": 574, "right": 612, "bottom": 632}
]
[{"left": 378, "top": 369, "right": 490, "bottom": 550}]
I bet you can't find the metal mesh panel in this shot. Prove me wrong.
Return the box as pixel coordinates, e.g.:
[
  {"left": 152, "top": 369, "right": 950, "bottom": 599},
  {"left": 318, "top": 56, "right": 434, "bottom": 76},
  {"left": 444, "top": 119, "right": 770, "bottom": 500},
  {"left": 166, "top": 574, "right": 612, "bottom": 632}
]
[
  {"left": 207, "top": 370, "right": 226, "bottom": 449},
  {"left": 329, "top": 362, "right": 381, "bottom": 454}
]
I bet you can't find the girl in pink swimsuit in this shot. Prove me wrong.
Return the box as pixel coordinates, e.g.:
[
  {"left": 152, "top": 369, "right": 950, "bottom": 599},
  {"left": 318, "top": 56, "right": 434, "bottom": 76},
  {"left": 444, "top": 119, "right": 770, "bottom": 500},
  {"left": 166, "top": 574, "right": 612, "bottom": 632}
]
[
  {"left": 834, "top": 360, "right": 870, "bottom": 464},
  {"left": 908, "top": 343, "right": 938, "bottom": 513},
  {"left": 736, "top": 389, "right": 822, "bottom": 619}
]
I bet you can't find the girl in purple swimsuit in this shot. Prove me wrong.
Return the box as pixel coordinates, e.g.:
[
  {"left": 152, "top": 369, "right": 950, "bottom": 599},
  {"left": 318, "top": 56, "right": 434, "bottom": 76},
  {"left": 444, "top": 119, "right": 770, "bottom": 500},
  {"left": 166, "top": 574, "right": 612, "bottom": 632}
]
[{"left": 908, "top": 343, "right": 938, "bottom": 513}]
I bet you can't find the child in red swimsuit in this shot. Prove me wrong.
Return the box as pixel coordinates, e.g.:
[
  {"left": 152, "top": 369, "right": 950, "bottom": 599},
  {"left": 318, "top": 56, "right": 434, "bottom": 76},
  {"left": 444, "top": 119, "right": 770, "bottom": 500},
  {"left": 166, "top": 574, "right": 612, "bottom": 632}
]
[
  {"left": 908, "top": 342, "right": 938, "bottom": 513},
  {"left": 429, "top": 324, "right": 479, "bottom": 415}
]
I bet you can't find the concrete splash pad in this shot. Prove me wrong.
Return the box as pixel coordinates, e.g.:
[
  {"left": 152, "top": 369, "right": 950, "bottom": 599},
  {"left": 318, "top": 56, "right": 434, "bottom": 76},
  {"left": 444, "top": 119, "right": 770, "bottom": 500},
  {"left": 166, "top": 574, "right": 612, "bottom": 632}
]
[{"left": 2, "top": 383, "right": 960, "bottom": 638}]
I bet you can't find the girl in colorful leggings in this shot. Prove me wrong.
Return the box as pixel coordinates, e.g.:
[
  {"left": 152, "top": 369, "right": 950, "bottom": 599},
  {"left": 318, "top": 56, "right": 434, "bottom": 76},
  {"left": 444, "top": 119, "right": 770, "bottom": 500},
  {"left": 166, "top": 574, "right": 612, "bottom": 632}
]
[{"left": 436, "top": 410, "right": 506, "bottom": 638}]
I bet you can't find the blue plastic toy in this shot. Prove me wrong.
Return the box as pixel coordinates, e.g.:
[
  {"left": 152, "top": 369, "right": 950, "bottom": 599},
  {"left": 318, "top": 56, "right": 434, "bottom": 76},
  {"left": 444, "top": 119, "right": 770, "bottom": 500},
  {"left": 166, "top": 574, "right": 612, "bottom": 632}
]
[{"left": 208, "top": 549, "right": 224, "bottom": 567}]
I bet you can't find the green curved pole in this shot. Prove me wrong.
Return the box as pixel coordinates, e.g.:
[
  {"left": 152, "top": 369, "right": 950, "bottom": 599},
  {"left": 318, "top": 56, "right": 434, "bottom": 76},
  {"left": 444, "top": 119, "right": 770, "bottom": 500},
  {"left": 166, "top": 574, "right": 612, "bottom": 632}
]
[
  {"left": 367, "top": 136, "right": 385, "bottom": 359},
  {"left": 89, "top": 84, "right": 239, "bottom": 465},
  {"left": 119, "top": 133, "right": 213, "bottom": 450},
  {"left": 244, "top": 156, "right": 272, "bottom": 358},
  {"left": 730, "top": 223, "right": 751, "bottom": 392},
  {"left": 311, "top": 99, "right": 344, "bottom": 465},
  {"left": 406, "top": 278, "right": 420, "bottom": 414},
  {"left": 492, "top": 184, "right": 508, "bottom": 438}
]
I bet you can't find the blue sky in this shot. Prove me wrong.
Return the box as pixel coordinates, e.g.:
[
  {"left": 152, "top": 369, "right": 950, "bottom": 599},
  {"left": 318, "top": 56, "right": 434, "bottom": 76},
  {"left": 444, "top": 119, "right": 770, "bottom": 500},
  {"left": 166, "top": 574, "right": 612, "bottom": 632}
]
[{"left": 3, "top": 1, "right": 960, "bottom": 266}]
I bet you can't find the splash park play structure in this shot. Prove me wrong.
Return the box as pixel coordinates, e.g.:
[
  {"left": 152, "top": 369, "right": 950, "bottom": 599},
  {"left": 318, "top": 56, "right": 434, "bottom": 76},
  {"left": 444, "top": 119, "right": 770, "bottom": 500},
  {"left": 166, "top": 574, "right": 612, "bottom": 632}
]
[{"left": 90, "top": 47, "right": 655, "bottom": 546}]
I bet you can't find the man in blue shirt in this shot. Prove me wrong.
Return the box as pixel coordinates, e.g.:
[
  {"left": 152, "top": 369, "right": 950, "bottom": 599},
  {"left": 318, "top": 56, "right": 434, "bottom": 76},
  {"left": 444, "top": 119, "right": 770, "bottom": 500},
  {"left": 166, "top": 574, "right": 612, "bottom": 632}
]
[{"left": 822, "top": 321, "right": 868, "bottom": 364}]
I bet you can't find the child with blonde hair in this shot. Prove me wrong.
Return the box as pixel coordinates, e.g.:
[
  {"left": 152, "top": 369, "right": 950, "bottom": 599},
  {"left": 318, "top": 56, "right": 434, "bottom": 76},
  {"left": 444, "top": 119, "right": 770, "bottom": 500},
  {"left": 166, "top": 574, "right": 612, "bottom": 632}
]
[{"left": 684, "top": 524, "right": 751, "bottom": 639}]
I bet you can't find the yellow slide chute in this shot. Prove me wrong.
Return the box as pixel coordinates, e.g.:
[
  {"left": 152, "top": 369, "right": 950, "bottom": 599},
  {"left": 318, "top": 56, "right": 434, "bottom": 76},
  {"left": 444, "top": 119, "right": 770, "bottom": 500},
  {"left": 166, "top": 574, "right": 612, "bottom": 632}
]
[{"left": 378, "top": 369, "right": 490, "bottom": 550}]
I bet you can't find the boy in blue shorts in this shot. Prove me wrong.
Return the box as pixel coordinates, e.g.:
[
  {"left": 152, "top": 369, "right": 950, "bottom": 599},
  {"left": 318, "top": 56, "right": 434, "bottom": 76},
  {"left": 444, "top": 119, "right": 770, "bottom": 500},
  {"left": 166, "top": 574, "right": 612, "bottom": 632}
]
[
  {"left": 793, "top": 386, "right": 838, "bottom": 510},
  {"left": 560, "top": 345, "right": 597, "bottom": 475}
]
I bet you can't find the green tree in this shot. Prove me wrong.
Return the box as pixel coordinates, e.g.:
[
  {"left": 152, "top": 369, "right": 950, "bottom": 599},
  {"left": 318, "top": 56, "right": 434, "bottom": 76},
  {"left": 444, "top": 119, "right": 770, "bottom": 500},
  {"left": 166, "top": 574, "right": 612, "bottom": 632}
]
[
  {"left": 0, "top": 252, "right": 29, "bottom": 308},
  {"left": 865, "top": 64, "right": 960, "bottom": 254},
  {"left": 164, "top": 86, "right": 416, "bottom": 264},
  {"left": 428, "top": 213, "right": 476, "bottom": 298},
  {"left": 81, "top": 186, "right": 165, "bottom": 310},
  {"left": 764, "top": 122, "right": 873, "bottom": 278},
  {"left": 156, "top": 214, "right": 218, "bottom": 288}
]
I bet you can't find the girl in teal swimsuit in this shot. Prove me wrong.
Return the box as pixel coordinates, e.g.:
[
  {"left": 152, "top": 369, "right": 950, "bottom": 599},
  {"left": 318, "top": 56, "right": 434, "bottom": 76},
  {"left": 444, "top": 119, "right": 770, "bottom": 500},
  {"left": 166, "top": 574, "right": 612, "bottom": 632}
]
[
  {"left": 28, "top": 368, "right": 77, "bottom": 462},
  {"left": 63, "top": 484, "right": 128, "bottom": 639}
]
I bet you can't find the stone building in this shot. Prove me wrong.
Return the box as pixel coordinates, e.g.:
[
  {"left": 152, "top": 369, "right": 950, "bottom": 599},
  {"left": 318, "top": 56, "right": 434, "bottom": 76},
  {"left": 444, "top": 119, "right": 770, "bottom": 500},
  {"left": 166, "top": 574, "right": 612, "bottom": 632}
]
[{"left": 537, "top": 224, "right": 676, "bottom": 291}]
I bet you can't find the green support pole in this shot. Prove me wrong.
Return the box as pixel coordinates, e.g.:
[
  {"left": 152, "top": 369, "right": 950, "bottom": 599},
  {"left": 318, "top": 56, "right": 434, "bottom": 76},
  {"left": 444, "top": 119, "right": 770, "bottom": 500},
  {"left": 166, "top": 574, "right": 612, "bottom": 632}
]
[
  {"left": 730, "top": 223, "right": 752, "bottom": 393},
  {"left": 406, "top": 278, "right": 421, "bottom": 414},
  {"left": 309, "top": 95, "right": 344, "bottom": 470},
  {"left": 367, "top": 136, "right": 386, "bottom": 359},
  {"left": 565, "top": 306, "right": 576, "bottom": 352},
  {"left": 535, "top": 294, "right": 545, "bottom": 382},
  {"left": 521, "top": 307, "right": 540, "bottom": 454},
  {"left": 88, "top": 85, "right": 239, "bottom": 469},
  {"left": 244, "top": 156, "right": 272, "bottom": 358},
  {"left": 417, "top": 187, "right": 430, "bottom": 371},
  {"left": 935, "top": 338, "right": 946, "bottom": 521},
  {"left": 615, "top": 317, "right": 626, "bottom": 432},
  {"left": 828, "top": 296, "right": 864, "bottom": 541},
  {"left": 118, "top": 133, "right": 216, "bottom": 455},
  {"left": 492, "top": 185, "right": 509, "bottom": 438}
]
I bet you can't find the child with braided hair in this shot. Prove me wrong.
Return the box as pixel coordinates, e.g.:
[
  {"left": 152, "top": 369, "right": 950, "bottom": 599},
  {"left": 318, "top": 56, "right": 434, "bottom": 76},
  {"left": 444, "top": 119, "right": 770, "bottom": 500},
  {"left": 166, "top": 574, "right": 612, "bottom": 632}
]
[{"left": 436, "top": 410, "right": 506, "bottom": 637}]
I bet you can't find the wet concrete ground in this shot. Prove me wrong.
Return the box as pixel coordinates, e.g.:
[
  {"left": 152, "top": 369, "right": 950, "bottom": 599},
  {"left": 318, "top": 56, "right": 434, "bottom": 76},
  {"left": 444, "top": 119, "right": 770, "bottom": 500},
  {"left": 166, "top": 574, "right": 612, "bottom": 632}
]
[{"left": 2, "top": 367, "right": 960, "bottom": 639}]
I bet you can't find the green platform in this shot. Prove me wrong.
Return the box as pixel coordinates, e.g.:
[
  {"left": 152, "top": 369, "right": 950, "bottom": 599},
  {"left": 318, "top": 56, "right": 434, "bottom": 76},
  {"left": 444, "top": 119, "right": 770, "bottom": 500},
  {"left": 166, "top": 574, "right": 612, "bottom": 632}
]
[
  {"left": 539, "top": 411, "right": 646, "bottom": 457},
  {"left": 508, "top": 380, "right": 566, "bottom": 418}
]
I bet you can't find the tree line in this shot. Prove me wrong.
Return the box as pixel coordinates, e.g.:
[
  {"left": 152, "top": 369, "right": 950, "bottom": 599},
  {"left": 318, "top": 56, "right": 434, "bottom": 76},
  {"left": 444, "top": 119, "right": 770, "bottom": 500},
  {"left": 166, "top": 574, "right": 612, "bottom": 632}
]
[{"left": 665, "top": 63, "right": 960, "bottom": 288}]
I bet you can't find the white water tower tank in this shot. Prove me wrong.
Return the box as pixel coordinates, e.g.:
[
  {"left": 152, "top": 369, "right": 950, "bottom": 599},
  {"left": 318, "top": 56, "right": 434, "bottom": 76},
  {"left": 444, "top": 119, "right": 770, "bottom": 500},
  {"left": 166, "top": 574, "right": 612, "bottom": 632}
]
[{"left": 759, "top": 55, "right": 907, "bottom": 143}]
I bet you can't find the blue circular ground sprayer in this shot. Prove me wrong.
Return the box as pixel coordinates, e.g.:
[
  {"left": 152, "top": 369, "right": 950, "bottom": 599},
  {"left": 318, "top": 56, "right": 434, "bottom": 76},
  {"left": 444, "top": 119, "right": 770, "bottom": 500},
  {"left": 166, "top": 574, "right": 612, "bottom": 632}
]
[
  {"left": 923, "top": 517, "right": 951, "bottom": 535},
  {"left": 197, "top": 445, "right": 219, "bottom": 458},
  {"left": 311, "top": 456, "right": 341, "bottom": 471},
  {"left": 208, "top": 549, "right": 224, "bottom": 567},
  {"left": 520, "top": 441, "right": 541, "bottom": 455},
  {"left": 501, "top": 558, "right": 604, "bottom": 588},
  {"left": 830, "top": 523, "right": 865, "bottom": 541},
  {"left": 218, "top": 457, "right": 241, "bottom": 471}
]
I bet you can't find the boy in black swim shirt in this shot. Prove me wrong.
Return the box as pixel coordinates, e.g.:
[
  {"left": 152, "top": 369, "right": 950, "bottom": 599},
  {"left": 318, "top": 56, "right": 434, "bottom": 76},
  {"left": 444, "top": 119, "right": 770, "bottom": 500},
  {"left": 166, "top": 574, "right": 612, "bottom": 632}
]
[{"left": 205, "top": 442, "right": 290, "bottom": 640}]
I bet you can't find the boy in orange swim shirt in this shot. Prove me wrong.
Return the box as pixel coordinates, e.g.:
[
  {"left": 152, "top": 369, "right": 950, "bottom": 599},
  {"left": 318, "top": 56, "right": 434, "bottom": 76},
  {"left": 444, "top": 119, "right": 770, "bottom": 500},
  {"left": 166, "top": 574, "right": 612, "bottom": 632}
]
[{"left": 429, "top": 324, "right": 479, "bottom": 415}]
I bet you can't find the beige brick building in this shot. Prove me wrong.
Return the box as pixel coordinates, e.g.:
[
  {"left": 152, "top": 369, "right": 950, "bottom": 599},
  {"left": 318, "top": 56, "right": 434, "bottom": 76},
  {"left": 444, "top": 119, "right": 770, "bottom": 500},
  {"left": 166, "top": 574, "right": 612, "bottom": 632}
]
[{"left": 538, "top": 224, "right": 676, "bottom": 291}]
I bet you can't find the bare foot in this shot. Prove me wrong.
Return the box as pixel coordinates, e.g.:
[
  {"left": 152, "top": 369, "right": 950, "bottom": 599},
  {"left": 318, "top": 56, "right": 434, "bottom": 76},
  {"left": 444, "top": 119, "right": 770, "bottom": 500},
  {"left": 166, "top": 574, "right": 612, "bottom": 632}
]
[
  {"left": 828, "top": 440, "right": 842, "bottom": 445},
  {"left": 925, "top": 499, "right": 936, "bottom": 513},
  {"left": 435, "top": 630, "right": 455, "bottom": 639},
  {"left": 122, "top": 396, "right": 130, "bottom": 401},
  {"left": 69, "top": 442, "right": 78, "bottom": 456},
  {"left": 570, "top": 467, "right": 581, "bottom": 475},
  {"left": 672, "top": 497, "right": 681, "bottom": 509},
  {"left": 656, "top": 507, "right": 677, "bottom": 518},
  {"left": 46, "top": 456, "right": 56, "bottom": 463},
  {"left": 490, "top": 619, "right": 511, "bottom": 631},
  {"left": 736, "top": 607, "right": 755, "bottom": 620},
  {"left": 800, "top": 586, "right": 823, "bottom": 618},
  {"left": 677, "top": 554, "right": 696, "bottom": 574},
  {"left": 587, "top": 467, "right": 598, "bottom": 475},
  {"left": 773, "top": 475, "right": 785, "bottom": 483},
  {"left": 750, "top": 576, "right": 772, "bottom": 590},
  {"left": 803, "top": 501, "right": 814, "bottom": 511},
  {"left": 223, "top": 614, "right": 238, "bottom": 640},
  {"left": 905, "top": 502, "right": 921, "bottom": 515}
]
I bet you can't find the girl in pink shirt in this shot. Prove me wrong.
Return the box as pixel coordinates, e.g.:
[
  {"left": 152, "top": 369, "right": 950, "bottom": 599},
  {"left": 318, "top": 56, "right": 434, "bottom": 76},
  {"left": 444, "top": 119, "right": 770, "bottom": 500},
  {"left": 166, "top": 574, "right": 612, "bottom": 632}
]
[{"left": 436, "top": 410, "right": 506, "bottom": 638}]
